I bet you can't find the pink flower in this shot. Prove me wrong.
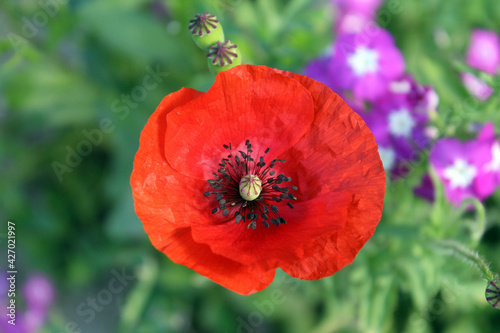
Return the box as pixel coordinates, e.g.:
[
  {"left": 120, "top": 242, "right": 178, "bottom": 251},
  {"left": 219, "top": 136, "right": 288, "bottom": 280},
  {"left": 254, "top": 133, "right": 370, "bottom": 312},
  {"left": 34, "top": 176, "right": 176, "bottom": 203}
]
[
  {"left": 461, "top": 72, "right": 494, "bottom": 101},
  {"left": 430, "top": 125, "right": 496, "bottom": 206},
  {"left": 357, "top": 74, "right": 437, "bottom": 174},
  {"left": 466, "top": 29, "right": 500, "bottom": 75},
  {"left": 476, "top": 123, "right": 500, "bottom": 197},
  {"left": 23, "top": 274, "right": 56, "bottom": 311},
  {"left": 329, "top": 27, "right": 405, "bottom": 101},
  {"left": 333, "top": 0, "right": 384, "bottom": 14},
  {"left": 335, "top": 10, "right": 374, "bottom": 34}
]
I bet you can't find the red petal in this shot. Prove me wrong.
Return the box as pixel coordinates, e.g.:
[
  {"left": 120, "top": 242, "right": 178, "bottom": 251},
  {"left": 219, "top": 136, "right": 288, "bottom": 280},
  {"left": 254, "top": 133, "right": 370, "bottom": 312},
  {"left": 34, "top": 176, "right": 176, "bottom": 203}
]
[
  {"left": 154, "top": 227, "right": 275, "bottom": 295},
  {"left": 131, "top": 88, "right": 213, "bottom": 230},
  {"left": 132, "top": 87, "right": 275, "bottom": 294},
  {"left": 190, "top": 192, "right": 351, "bottom": 271},
  {"left": 163, "top": 65, "right": 315, "bottom": 179},
  {"left": 276, "top": 72, "right": 386, "bottom": 279}
]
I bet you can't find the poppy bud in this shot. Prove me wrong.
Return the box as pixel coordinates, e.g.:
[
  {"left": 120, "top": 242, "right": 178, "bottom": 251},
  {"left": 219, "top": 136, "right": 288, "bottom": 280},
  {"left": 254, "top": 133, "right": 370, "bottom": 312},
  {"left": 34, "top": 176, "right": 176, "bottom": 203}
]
[
  {"left": 485, "top": 277, "right": 500, "bottom": 309},
  {"left": 207, "top": 40, "right": 242, "bottom": 75},
  {"left": 189, "top": 12, "right": 225, "bottom": 51}
]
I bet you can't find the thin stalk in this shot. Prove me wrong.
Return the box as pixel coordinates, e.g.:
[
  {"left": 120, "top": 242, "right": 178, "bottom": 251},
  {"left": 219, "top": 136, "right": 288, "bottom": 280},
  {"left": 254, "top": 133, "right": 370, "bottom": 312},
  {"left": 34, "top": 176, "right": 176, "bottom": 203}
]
[{"left": 433, "top": 239, "right": 496, "bottom": 281}]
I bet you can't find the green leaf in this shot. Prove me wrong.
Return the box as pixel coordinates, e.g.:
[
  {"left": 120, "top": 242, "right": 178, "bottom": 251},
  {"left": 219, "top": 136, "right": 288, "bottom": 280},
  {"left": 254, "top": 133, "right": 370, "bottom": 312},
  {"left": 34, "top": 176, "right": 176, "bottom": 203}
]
[{"left": 2, "top": 62, "right": 98, "bottom": 126}]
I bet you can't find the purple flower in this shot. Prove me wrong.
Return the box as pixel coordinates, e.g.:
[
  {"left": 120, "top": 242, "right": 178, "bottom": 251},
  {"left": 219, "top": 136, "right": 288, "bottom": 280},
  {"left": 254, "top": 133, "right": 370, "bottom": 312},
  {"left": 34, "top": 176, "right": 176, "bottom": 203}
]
[
  {"left": 430, "top": 134, "right": 492, "bottom": 206},
  {"left": 364, "top": 105, "right": 428, "bottom": 170},
  {"left": 22, "top": 274, "right": 56, "bottom": 311},
  {"left": 333, "top": 0, "right": 384, "bottom": 14},
  {"left": 0, "top": 317, "right": 26, "bottom": 333},
  {"left": 335, "top": 10, "right": 374, "bottom": 34},
  {"left": 360, "top": 76, "right": 435, "bottom": 174},
  {"left": 358, "top": 111, "right": 396, "bottom": 170},
  {"left": 303, "top": 27, "right": 434, "bottom": 178},
  {"left": 461, "top": 72, "right": 493, "bottom": 101},
  {"left": 389, "top": 75, "right": 439, "bottom": 115},
  {"left": 476, "top": 123, "right": 500, "bottom": 197},
  {"left": 466, "top": 29, "right": 500, "bottom": 75},
  {"left": 414, "top": 173, "right": 435, "bottom": 202},
  {"left": 330, "top": 27, "right": 405, "bottom": 101},
  {"left": 304, "top": 54, "right": 369, "bottom": 115},
  {"left": 0, "top": 274, "right": 55, "bottom": 333},
  {"left": 23, "top": 309, "right": 49, "bottom": 333},
  {"left": 304, "top": 56, "right": 334, "bottom": 88},
  {"left": 332, "top": 0, "right": 383, "bottom": 34}
]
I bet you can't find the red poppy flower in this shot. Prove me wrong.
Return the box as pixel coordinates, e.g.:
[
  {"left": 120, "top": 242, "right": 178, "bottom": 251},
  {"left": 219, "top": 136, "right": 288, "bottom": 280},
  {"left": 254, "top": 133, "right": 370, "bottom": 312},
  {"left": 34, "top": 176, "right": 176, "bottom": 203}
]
[{"left": 131, "top": 65, "right": 386, "bottom": 295}]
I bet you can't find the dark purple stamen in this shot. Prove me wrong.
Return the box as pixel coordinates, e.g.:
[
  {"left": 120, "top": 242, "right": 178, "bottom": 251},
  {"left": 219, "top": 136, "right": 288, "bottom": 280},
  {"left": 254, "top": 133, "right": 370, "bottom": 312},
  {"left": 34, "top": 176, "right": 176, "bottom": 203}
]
[
  {"left": 203, "top": 141, "right": 298, "bottom": 230},
  {"left": 207, "top": 40, "right": 239, "bottom": 67},
  {"left": 189, "top": 12, "right": 219, "bottom": 36}
]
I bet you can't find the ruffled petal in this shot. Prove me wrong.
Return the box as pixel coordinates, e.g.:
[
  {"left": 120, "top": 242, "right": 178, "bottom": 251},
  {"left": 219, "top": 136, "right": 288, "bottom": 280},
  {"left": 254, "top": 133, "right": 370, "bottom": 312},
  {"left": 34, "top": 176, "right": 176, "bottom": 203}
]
[
  {"left": 164, "top": 65, "right": 315, "bottom": 180},
  {"left": 131, "top": 88, "right": 215, "bottom": 229},
  {"left": 154, "top": 226, "right": 275, "bottom": 295},
  {"left": 182, "top": 70, "right": 383, "bottom": 279},
  {"left": 280, "top": 72, "right": 385, "bottom": 199},
  {"left": 275, "top": 72, "right": 386, "bottom": 279},
  {"left": 190, "top": 192, "right": 351, "bottom": 271},
  {"left": 280, "top": 208, "right": 376, "bottom": 280}
]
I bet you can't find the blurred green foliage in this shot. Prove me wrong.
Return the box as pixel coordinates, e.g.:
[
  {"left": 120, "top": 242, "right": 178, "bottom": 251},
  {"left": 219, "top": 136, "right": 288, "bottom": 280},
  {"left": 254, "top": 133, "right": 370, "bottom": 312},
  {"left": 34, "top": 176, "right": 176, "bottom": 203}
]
[{"left": 1, "top": 0, "right": 500, "bottom": 332}]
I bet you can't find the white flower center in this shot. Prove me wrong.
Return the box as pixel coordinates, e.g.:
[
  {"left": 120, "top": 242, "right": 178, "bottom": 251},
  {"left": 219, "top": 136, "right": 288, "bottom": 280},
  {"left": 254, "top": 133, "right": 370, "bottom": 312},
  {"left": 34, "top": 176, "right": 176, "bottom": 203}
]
[
  {"left": 443, "top": 159, "right": 477, "bottom": 189},
  {"left": 485, "top": 142, "right": 500, "bottom": 172},
  {"left": 388, "top": 108, "right": 416, "bottom": 138},
  {"left": 378, "top": 146, "right": 396, "bottom": 171},
  {"left": 389, "top": 80, "right": 412, "bottom": 94},
  {"left": 347, "top": 47, "right": 379, "bottom": 76}
]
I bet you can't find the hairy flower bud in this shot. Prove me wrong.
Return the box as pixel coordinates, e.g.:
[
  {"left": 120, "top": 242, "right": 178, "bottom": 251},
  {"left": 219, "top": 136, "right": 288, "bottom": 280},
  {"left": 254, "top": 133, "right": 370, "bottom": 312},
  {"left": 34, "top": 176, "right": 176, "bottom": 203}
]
[
  {"left": 207, "top": 40, "right": 242, "bottom": 75},
  {"left": 486, "top": 278, "right": 500, "bottom": 309},
  {"left": 189, "top": 12, "right": 225, "bottom": 51}
]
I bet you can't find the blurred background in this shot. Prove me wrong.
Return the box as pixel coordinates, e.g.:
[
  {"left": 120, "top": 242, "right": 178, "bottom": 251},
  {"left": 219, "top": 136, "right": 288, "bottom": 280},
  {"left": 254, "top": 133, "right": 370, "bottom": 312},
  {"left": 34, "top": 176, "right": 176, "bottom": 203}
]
[{"left": 1, "top": 0, "right": 500, "bottom": 332}]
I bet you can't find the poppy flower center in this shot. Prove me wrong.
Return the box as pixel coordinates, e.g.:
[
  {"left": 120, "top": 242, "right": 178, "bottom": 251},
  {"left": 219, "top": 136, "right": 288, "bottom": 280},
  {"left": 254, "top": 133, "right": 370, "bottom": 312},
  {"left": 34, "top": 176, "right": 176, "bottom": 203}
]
[
  {"left": 203, "top": 140, "right": 297, "bottom": 230},
  {"left": 239, "top": 174, "right": 262, "bottom": 201}
]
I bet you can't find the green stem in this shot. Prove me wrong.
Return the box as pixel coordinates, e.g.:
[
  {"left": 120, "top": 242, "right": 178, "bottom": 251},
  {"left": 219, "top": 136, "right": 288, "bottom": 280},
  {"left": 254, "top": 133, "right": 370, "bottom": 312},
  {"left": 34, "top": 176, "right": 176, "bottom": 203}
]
[
  {"left": 433, "top": 239, "right": 495, "bottom": 281},
  {"left": 118, "top": 258, "right": 159, "bottom": 332},
  {"left": 429, "top": 166, "right": 447, "bottom": 229},
  {"left": 457, "top": 198, "right": 487, "bottom": 243}
]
